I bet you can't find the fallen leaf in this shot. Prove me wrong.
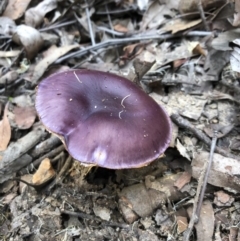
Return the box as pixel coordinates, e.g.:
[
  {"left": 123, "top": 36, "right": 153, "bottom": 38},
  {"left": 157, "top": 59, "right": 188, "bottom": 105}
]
[
  {"left": 0, "top": 16, "right": 16, "bottom": 35},
  {"left": 25, "top": 0, "right": 57, "bottom": 28},
  {"left": 214, "top": 190, "right": 234, "bottom": 206},
  {"left": 174, "top": 171, "right": 192, "bottom": 190},
  {"left": 31, "top": 44, "right": 79, "bottom": 85},
  {"left": 93, "top": 206, "right": 112, "bottom": 221},
  {"left": 176, "top": 216, "right": 188, "bottom": 234},
  {"left": 3, "top": 0, "right": 31, "bottom": 20},
  {"left": 32, "top": 158, "right": 56, "bottom": 185},
  {"left": 142, "top": 2, "right": 174, "bottom": 30},
  {"left": 0, "top": 103, "right": 11, "bottom": 151},
  {"left": 12, "top": 25, "right": 43, "bottom": 60},
  {"left": 7, "top": 95, "right": 36, "bottom": 129},
  {"left": 9, "top": 106, "right": 36, "bottom": 129},
  {"left": 114, "top": 23, "right": 128, "bottom": 33},
  {"left": 162, "top": 18, "right": 202, "bottom": 34}
]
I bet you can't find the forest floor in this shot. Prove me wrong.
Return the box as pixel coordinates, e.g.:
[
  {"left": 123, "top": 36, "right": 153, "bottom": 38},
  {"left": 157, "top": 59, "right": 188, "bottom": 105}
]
[{"left": 1, "top": 0, "right": 240, "bottom": 240}]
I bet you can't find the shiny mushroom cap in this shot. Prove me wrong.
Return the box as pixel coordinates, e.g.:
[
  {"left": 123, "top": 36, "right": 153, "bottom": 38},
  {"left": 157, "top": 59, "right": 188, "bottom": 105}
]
[{"left": 35, "top": 69, "right": 171, "bottom": 169}]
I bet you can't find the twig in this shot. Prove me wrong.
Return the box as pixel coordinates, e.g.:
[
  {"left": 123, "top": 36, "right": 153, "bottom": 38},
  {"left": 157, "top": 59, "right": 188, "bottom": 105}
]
[
  {"left": 105, "top": 3, "right": 119, "bottom": 58},
  {"left": 196, "top": 130, "right": 218, "bottom": 218},
  {"left": 19, "top": 144, "right": 65, "bottom": 175},
  {"left": 0, "top": 78, "right": 24, "bottom": 94},
  {"left": 29, "top": 135, "right": 61, "bottom": 159},
  {"left": 1, "top": 48, "right": 24, "bottom": 76},
  {"left": 183, "top": 130, "right": 218, "bottom": 241},
  {"left": 0, "top": 126, "right": 48, "bottom": 183},
  {"left": 46, "top": 155, "right": 73, "bottom": 191},
  {"left": 197, "top": 0, "right": 210, "bottom": 31},
  {"left": 39, "top": 20, "right": 77, "bottom": 32},
  {"left": 85, "top": 0, "right": 95, "bottom": 46},
  {"left": 171, "top": 113, "right": 240, "bottom": 161},
  {"left": 55, "top": 31, "right": 211, "bottom": 64}
]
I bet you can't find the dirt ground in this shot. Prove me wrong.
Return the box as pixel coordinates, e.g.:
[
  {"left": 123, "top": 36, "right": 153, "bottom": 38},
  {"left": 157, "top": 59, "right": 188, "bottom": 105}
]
[{"left": 1, "top": 0, "right": 240, "bottom": 240}]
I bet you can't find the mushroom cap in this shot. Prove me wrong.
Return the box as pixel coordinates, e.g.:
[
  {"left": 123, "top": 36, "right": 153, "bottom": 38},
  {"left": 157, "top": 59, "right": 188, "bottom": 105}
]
[{"left": 35, "top": 69, "right": 171, "bottom": 169}]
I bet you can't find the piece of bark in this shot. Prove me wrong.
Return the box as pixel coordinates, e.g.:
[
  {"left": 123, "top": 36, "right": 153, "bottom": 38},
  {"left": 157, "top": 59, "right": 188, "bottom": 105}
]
[
  {"left": 29, "top": 135, "right": 61, "bottom": 159},
  {"left": 118, "top": 173, "right": 187, "bottom": 223}
]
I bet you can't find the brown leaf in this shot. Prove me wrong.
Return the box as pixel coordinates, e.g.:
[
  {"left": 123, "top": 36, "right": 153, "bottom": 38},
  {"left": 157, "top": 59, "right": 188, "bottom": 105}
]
[
  {"left": 174, "top": 171, "right": 191, "bottom": 190},
  {"left": 214, "top": 190, "right": 234, "bottom": 206},
  {"left": 7, "top": 95, "right": 36, "bottom": 129},
  {"left": 0, "top": 103, "right": 11, "bottom": 151},
  {"left": 176, "top": 216, "right": 188, "bottom": 234},
  {"left": 3, "top": 0, "right": 31, "bottom": 20},
  {"left": 114, "top": 23, "right": 128, "bottom": 33},
  {"left": 12, "top": 25, "right": 43, "bottom": 60},
  {"left": 11, "top": 106, "right": 36, "bottom": 129},
  {"left": 121, "top": 43, "right": 145, "bottom": 60},
  {"left": 32, "top": 158, "right": 56, "bottom": 185}
]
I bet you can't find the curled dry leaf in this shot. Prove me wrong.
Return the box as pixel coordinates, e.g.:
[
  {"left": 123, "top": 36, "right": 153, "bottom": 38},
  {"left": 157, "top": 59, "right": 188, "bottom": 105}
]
[
  {"left": 3, "top": 0, "right": 31, "bottom": 20},
  {"left": 31, "top": 44, "right": 79, "bottom": 85},
  {"left": 25, "top": 0, "right": 57, "bottom": 28},
  {"left": 12, "top": 25, "right": 43, "bottom": 60},
  {"left": 0, "top": 103, "right": 11, "bottom": 151},
  {"left": 32, "top": 158, "right": 56, "bottom": 186},
  {"left": 0, "top": 16, "right": 16, "bottom": 36}
]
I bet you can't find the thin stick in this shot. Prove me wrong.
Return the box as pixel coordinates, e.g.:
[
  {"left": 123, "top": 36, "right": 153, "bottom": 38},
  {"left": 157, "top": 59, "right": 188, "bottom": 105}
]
[
  {"left": 85, "top": 0, "right": 95, "bottom": 46},
  {"left": 196, "top": 130, "right": 218, "bottom": 217},
  {"left": 183, "top": 131, "right": 218, "bottom": 241},
  {"left": 55, "top": 31, "right": 211, "bottom": 64},
  {"left": 197, "top": 0, "right": 210, "bottom": 31},
  {"left": 39, "top": 20, "right": 77, "bottom": 32}
]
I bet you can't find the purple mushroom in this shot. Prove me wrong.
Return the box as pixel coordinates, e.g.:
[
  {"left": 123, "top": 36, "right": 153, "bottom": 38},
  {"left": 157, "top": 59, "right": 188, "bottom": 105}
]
[{"left": 35, "top": 69, "right": 171, "bottom": 169}]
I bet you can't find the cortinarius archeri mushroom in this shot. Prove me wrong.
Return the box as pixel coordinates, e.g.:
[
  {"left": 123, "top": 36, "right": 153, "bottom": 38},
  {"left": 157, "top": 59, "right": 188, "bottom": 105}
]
[{"left": 35, "top": 69, "right": 171, "bottom": 169}]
